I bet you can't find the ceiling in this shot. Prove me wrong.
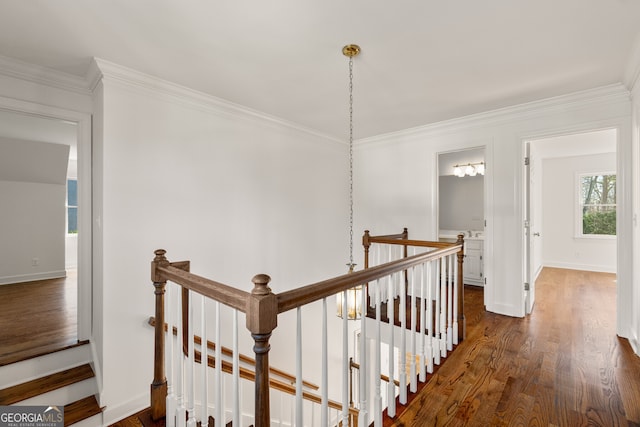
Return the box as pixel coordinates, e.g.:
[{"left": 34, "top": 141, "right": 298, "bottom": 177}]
[{"left": 0, "top": 1, "right": 639, "bottom": 139}]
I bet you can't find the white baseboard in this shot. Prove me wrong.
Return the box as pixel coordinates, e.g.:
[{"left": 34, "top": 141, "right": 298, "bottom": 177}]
[
  {"left": 629, "top": 330, "right": 639, "bottom": 356},
  {"left": 542, "top": 261, "right": 616, "bottom": 274},
  {"left": 102, "top": 392, "right": 148, "bottom": 426},
  {"left": 89, "top": 341, "right": 104, "bottom": 407},
  {"left": 533, "top": 264, "right": 543, "bottom": 282},
  {"left": 0, "top": 270, "right": 67, "bottom": 285}
]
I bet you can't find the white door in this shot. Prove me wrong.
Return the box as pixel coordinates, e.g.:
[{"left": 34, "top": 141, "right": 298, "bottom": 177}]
[{"left": 523, "top": 143, "right": 534, "bottom": 314}]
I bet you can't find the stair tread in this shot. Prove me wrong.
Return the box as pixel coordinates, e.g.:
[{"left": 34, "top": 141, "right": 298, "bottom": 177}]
[
  {"left": 0, "top": 339, "right": 90, "bottom": 368},
  {"left": 64, "top": 395, "right": 103, "bottom": 426},
  {"left": 0, "top": 363, "right": 95, "bottom": 405}
]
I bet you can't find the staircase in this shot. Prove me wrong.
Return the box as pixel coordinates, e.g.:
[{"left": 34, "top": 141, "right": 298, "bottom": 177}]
[{"left": 0, "top": 343, "right": 103, "bottom": 426}]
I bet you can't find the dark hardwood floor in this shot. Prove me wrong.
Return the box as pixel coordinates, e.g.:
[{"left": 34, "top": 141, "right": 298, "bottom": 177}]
[
  {"left": 0, "top": 271, "right": 79, "bottom": 366},
  {"left": 390, "top": 267, "right": 640, "bottom": 426}
]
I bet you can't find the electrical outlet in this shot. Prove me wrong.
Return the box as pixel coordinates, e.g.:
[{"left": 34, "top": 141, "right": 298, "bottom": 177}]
[{"left": 32, "top": 257, "right": 39, "bottom": 266}]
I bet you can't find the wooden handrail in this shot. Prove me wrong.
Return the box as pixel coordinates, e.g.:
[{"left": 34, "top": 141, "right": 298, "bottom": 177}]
[
  {"left": 367, "top": 237, "right": 458, "bottom": 249},
  {"left": 277, "top": 244, "right": 462, "bottom": 314},
  {"left": 156, "top": 264, "right": 249, "bottom": 313},
  {"left": 350, "top": 360, "right": 400, "bottom": 387}
]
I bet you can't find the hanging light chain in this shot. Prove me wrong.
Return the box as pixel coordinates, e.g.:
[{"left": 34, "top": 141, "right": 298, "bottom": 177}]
[
  {"left": 342, "top": 44, "right": 360, "bottom": 274},
  {"left": 348, "top": 54, "right": 355, "bottom": 272}
]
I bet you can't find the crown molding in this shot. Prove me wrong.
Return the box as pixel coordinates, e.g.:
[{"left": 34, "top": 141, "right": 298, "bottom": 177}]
[
  {"left": 358, "top": 84, "right": 630, "bottom": 147},
  {"left": 89, "top": 58, "right": 343, "bottom": 146},
  {"left": 0, "top": 54, "right": 91, "bottom": 95},
  {"left": 624, "top": 33, "right": 640, "bottom": 93}
]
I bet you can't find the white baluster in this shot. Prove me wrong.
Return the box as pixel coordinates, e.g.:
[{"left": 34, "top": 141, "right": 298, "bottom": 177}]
[
  {"left": 425, "top": 262, "right": 434, "bottom": 374},
  {"left": 278, "top": 393, "right": 283, "bottom": 427},
  {"left": 453, "top": 252, "right": 459, "bottom": 345},
  {"left": 419, "top": 263, "right": 426, "bottom": 382},
  {"left": 410, "top": 264, "right": 417, "bottom": 393},
  {"left": 447, "top": 254, "right": 454, "bottom": 352},
  {"left": 176, "top": 288, "right": 186, "bottom": 427},
  {"left": 358, "top": 283, "right": 368, "bottom": 427},
  {"left": 214, "top": 301, "right": 222, "bottom": 427},
  {"left": 399, "top": 268, "right": 407, "bottom": 405},
  {"left": 297, "top": 307, "right": 304, "bottom": 426},
  {"left": 321, "top": 298, "right": 329, "bottom": 427},
  {"left": 342, "top": 292, "right": 349, "bottom": 427},
  {"left": 374, "top": 279, "right": 382, "bottom": 427},
  {"left": 311, "top": 402, "right": 315, "bottom": 427},
  {"left": 440, "top": 257, "right": 447, "bottom": 358},
  {"left": 166, "top": 283, "right": 176, "bottom": 427},
  {"left": 386, "top": 272, "right": 395, "bottom": 418},
  {"left": 433, "top": 260, "right": 441, "bottom": 367},
  {"left": 232, "top": 309, "right": 240, "bottom": 425},
  {"left": 187, "top": 292, "right": 196, "bottom": 427},
  {"left": 201, "top": 295, "right": 209, "bottom": 427}
]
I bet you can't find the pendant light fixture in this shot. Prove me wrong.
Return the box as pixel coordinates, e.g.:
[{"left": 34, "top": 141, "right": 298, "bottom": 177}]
[{"left": 336, "top": 43, "right": 363, "bottom": 320}]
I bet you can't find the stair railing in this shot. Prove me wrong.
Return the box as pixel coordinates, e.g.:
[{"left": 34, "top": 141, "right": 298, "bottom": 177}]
[
  {"left": 363, "top": 228, "right": 466, "bottom": 345},
  {"left": 150, "top": 229, "right": 464, "bottom": 426}
]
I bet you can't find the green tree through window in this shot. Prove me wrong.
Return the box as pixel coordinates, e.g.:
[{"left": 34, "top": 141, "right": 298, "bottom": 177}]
[
  {"left": 67, "top": 179, "right": 78, "bottom": 234},
  {"left": 580, "top": 173, "right": 616, "bottom": 236}
]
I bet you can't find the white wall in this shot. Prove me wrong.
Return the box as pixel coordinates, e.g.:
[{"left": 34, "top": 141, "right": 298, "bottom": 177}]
[
  {"left": 630, "top": 69, "right": 640, "bottom": 355},
  {"left": 0, "top": 181, "right": 67, "bottom": 283},
  {"left": 0, "top": 138, "right": 69, "bottom": 284},
  {"left": 541, "top": 153, "right": 616, "bottom": 272},
  {"left": 355, "top": 85, "right": 632, "bottom": 322},
  {"left": 92, "top": 61, "right": 350, "bottom": 422}
]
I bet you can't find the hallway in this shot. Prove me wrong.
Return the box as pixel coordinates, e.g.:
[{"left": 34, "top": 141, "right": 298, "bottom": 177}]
[{"left": 390, "top": 268, "right": 640, "bottom": 426}]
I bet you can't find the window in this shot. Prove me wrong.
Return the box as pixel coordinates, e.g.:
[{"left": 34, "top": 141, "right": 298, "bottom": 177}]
[
  {"left": 67, "top": 179, "right": 78, "bottom": 234},
  {"left": 578, "top": 173, "right": 616, "bottom": 237}
]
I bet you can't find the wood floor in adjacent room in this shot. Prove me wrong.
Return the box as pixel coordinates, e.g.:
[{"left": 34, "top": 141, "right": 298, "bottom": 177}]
[
  {"left": 0, "top": 272, "right": 79, "bottom": 366},
  {"left": 391, "top": 267, "right": 640, "bottom": 427}
]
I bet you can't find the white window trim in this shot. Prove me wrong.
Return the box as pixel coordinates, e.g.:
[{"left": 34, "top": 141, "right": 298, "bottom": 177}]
[{"left": 575, "top": 171, "right": 616, "bottom": 239}]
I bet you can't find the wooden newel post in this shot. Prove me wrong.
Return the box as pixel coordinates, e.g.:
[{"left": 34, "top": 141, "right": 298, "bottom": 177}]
[
  {"left": 456, "top": 235, "right": 466, "bottom": 342},
  {"left": 362, "top": 230, "right": 371, "bottom": 269},
  {"left": 246, "top": 274, "right": 278, "bottom": 427},
  {"left": 150, "top": 249, "right": 170, "bottom": 420}
]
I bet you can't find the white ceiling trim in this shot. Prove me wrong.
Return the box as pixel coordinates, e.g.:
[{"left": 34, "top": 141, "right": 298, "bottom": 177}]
[
  {"left": 357, "top": 84, "right": 630, "bottom": 148},
  {"left": 88, "top": 58, "right": 344, "bottom": 146},
  {"left": 0, "top": 54, "right": 90, "bottom": 95}
]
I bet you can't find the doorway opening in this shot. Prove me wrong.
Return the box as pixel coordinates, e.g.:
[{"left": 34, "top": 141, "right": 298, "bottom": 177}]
[
  {"left": 437, "top": 147, "right": 486, "bottom": 288},
  {"left": 523, "top": 128, "right": 618, "bottom": 315},
  {"left": 0, "top": 105, "right": 90, "bottom": 365}
]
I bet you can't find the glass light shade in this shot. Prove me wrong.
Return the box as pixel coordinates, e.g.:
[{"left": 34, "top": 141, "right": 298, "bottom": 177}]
[
  {"left": 336, "top": 286, "right": 363, "bottom": 320},
  {"left": 476, "top": 162, "right": 485, "bottom": 175},
  {"left": 453, "top": 166, "right": 464, "bottom": 177},
  {"left": 465, "top": 164, "right": 477, "bottom": 176}
]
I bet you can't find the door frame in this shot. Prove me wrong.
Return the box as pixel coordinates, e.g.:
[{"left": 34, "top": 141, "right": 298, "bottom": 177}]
[
  {"left": 0, "top": 96, "right": 92, "bottom": 340},
  {"left": 521, "top": 123, "right": 627, "bottom": 330}
]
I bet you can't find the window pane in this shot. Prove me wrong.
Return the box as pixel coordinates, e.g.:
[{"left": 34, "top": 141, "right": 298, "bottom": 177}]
[
  {"left": 580, "top": 174, "right": 616, "bottom": 236},
  {"left": 67, "top": 179, "right": 78, "bottom": 234},
  {"left": 581, "top": 175, "right": 616, "bottom": 205},
  {"left": 67, "top": 179, "right": 77, "bottom": 206},
  {"left": 68, "top": 207, "right": 78, "bottom": 233}
]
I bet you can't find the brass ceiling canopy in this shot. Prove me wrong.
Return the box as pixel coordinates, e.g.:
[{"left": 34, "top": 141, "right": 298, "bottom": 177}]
[{"left": 342, "top": 44, "right": 361, "bottom": 58}]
